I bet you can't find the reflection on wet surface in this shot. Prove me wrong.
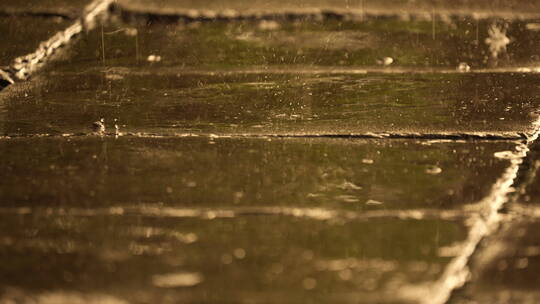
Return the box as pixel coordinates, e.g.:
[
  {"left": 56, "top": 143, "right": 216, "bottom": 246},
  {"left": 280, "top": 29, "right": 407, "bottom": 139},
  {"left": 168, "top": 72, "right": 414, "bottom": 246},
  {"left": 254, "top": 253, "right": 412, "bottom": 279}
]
[
  {"left": 0, "top": 137, "right": 514, "bottom": 210},
  {"left": 3, "top": 1, "right": 540, "bottom": 302},
  {"left": 3, "top": 71, "right": 540, "bottom": 136},
  {"left": 59, "top": 17, "right": 540, "bottom": 71},
  {"left": 0, "top": 209, "right": 467, "bottom": 303},
  {"left": 4, "top": 15, "right": 540, "bottom": 136},
  {"left": 447, "top": 139, "right": 540, "bottom": 303},
  {"left": 452, "top": 219, "right": 540, "bottom": 304},
  {"left": 0, "top": 136, "right": 517, "bottom": 302},
  {"left": 514, "top": 142, "right": 540, "bottom": 206}
]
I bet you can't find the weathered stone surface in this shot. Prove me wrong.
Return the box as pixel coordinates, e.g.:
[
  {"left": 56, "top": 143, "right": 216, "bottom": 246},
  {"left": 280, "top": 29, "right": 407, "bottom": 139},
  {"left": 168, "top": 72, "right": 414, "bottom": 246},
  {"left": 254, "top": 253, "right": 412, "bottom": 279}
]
[
  {"left": 0, "top": 210, "right": 467, "bottom": 303},
  {"left": 2, "top": 69, "right": 540, "bottom": 136},
  {"left": 0, "top": 137, "right": 515, "bottom": 210},
  {"left": 0, "top": 136, "right": 514, "bottom": 303},
  {"left": 3, "top": 17, "right": 537, "bottom": 136}
]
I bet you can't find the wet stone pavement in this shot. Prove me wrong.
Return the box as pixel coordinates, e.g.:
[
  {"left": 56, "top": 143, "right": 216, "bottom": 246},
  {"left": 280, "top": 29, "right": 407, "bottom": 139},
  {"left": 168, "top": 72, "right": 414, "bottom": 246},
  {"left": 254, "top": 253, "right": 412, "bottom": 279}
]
[{"left": 2, "top": 1, "right": 540, "bottom": 303}]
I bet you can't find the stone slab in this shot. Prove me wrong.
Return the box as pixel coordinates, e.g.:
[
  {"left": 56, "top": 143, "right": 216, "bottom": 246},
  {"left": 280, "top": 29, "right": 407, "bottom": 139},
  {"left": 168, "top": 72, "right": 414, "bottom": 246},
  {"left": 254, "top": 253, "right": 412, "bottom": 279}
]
[
  {"left": 67, "top": 17, "right": 540, "bottom": 71},
  {"left": 2, "top": 69, "right": 539, "bottom": 136},
  {"left": 0, "top": 136, "right": 493, "bottom": 303},
  {"left": 2, "top": 135, "right": 508, "bottom": 303},
  {"left": 0, "top": 137, "right": 515, "bottom": 210},
  {"left": 3, "top": 17, "right": 538, "bottom": 136},
  {"left": 0, "top": 211, "right": 467, "bottom": 303}
]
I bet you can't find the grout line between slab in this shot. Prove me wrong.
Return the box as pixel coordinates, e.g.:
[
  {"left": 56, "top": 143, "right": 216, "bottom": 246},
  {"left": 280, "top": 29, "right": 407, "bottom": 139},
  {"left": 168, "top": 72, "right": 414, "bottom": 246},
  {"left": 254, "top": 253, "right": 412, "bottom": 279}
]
[
  {"left": 0, "top": 131, "right": 527, "bottom": 141},
  {"left": 0, "top": 205, "right": 470, "bottom": 222},
  {"left": 422, "top": 116, "right": 540, "bottom": 304}
]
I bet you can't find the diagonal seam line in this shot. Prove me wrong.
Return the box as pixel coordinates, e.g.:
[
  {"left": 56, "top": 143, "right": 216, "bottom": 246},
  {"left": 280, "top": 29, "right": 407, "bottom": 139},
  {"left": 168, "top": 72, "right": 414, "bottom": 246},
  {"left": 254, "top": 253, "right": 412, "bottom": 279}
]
[
  {"left": 0, "top": 0, "right": 114, "bottom": 89},
  {"left": 424, "top": 116, "right": 540, "bottom": 304}
]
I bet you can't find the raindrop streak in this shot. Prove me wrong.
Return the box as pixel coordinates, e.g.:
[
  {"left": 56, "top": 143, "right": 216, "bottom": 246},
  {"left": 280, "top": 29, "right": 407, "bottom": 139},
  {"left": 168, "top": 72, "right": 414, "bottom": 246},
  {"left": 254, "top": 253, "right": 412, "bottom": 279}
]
[
  {"left": 101, "top": 24, "right": 105, "bottom": 63},
  {"left": 432, "top": 7, "right": 436, "bottom": 40}
]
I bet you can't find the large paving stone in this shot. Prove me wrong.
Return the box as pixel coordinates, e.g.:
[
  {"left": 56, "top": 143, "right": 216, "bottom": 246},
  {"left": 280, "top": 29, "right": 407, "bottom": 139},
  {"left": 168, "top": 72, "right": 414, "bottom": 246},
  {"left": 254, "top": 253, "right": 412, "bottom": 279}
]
[
  {"left": 0, "top": 136, "right": 515, "bottom": 303},
  {"left": 3, "top": 16, "right": 539, "bottom": 136},
  {"left": 447, "top": 140, "right": 540, "bottom": 304},
  {"left": 2, "top": 69, "right": 539, "bottom": 136},
  {"left": 68, "top": 17, "right": 540, "bottom": 71},
  {"left": 0, "top": 211, "right": 467, "bottom": 303},
  {"left": 0, "top": 137, "right": 514, "bottom": 210}
]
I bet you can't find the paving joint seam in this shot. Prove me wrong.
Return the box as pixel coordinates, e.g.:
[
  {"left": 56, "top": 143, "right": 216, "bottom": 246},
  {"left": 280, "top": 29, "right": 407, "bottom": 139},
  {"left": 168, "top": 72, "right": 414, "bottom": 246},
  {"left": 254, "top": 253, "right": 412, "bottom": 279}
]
[
  {"left": 449, "top": 135, "right": 540, "bottom": 300},
  {"left": 424, "top": 117, "right": 540, "bottom": 304},
  {"left": 0, "top": 0, "right": 114, "bottom": 91},
  {"left": 0, "top": 206, "right": 470, "bottom": 222},
  {"left": 0, "top": 131, "right": 527, "bottom": 141},
  {"left": 110, "top": 3, "right": 540, "bottom": 24},
  {"left": 5, "top": 1, "right": 540, "bottom": 91}
]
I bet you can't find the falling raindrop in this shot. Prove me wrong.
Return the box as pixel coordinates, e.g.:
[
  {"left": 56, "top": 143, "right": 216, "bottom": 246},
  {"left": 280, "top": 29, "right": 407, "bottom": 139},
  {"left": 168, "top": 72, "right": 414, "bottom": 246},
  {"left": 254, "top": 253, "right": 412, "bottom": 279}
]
[
  {"left": 147, "top": 54, "right": 162, "bottom": 62},
  {"left": 376, "top": 57, "right": 394, "bottom": 66},
  {"left": 457, "top": 62, "right": 470, "bottom": 72},
  {"left": 425, "top": 166, "right": 442, "bottom": 175}
]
